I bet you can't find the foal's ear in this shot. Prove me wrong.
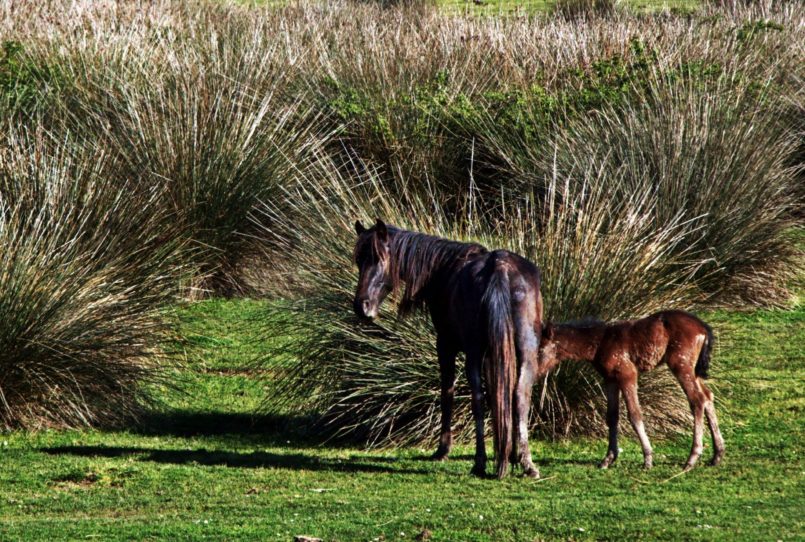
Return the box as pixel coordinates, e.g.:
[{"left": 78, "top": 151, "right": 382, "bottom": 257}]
[
  {"left": 354, "top": 220, "right": 366, "bottom": 235},
  {"left": 543, "top": 323, "right": 555, "bottom": 340},
  {"left": 374, "top": 218, "right": 388, "bottom": 241}
]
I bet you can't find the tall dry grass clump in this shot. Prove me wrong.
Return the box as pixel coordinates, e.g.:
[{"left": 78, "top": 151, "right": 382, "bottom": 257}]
[
  {"left": 0, "top": 126, "right": 182, "bottom": 429},
  {"left": 482, "top": 77, "right": 801, "bottom": 308},
  {"left": 61, "top": 21, "right": 322, "bottom": 295},
  {"left": 256, "top": 153, "right": 700, "bottom": 444}
]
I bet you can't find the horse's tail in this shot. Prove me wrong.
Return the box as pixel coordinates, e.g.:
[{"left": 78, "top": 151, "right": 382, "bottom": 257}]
[
  {"left": 695, "top": 319, "right": 714, "bottom": 379},
  {"left": 481, "top": 261, "right": 517, "bottom": 479}
]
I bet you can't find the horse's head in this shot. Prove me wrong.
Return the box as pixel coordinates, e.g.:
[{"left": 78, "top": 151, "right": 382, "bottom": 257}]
[{"left": 352, "top": 218, "right": 393, "bottom": 320}]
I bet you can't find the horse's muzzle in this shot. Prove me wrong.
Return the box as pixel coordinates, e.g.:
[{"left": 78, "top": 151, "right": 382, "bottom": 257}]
[{"left": 354, "top": 298, "right": 378, "bottom": 320}]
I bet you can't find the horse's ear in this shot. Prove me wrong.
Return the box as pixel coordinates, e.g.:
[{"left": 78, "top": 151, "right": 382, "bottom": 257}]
[
  {"left": 543, "top": 323, "right": 554, "bottom": 340},
  {"left": 355, "top": 220, "right": 366, "bottom": 235},
  {"left": 374, "top": 218, "right": 388, "bottom": 241}
]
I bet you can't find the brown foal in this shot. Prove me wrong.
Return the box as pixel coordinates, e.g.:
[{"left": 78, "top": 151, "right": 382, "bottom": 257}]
[{"left": 538, "top": 310, "right": 725, "bottom": 470}]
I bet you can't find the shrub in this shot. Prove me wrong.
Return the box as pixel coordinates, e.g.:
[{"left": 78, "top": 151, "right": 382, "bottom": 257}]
[
  {"left": 484, "top": 74, "right": 800, "bottom": 306},
  {"left": 553, "top": 0, "right": 618, "bottom": 21},
  {"left": 256, "top": 155, "right": 695, "bottom": 446},
  {"left": 0, "top": 40, "right": 65, "bottom": 115},
  {"left": 62, "top": 32, "right": 323, "bottom": 296},
  {"left": 0, "top": 126, "right": 182, "bottom": 429}
]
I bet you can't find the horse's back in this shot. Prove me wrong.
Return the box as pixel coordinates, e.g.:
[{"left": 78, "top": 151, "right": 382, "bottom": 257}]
[{"left": 445, "top": 249, "right": 542, "bottom": 349}]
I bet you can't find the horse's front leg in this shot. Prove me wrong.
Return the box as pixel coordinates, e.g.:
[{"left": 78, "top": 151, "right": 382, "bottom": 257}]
[
  {"left": 466, "top": 351, "right": 487, "bottom": 477},
  {"left": 432, "top": 337, "right": 458, "bottom": 460}
]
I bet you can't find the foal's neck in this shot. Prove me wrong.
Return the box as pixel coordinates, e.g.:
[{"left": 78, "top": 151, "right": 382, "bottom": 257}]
[{"left": 554, "top": 324, "right": 606, "bottom": 362}]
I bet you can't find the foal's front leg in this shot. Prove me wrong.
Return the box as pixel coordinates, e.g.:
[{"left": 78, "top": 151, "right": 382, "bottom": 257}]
[
  {"left": 599, "top": 380, "right": 620, "bottom": 469},
  {"left": 466, "top": 352, "right": 487, "bottom": 477},
  {"left": 620, "top": 374, "right": 653, "bottom": 469},
  {"left": 432, "top": 338, "right": 458, "bottom": 460}
]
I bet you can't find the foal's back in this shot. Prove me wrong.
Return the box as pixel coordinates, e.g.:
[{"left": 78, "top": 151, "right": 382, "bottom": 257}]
[{"left": 597, "top": 310, "right": 710, "bottom": 374}]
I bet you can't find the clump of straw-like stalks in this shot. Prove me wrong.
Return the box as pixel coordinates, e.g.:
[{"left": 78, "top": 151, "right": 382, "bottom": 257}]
[
  {"left": 255, "top": 153, "right": 705, "bottom": 445},
  {"left": 0, "top": 125, "right": 181, "bottom": 429}
]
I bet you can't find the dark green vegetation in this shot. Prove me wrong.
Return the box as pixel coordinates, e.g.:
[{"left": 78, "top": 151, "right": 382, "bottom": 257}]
[{"left": 0, "top": 298, "right": 802, "bottom": 541}]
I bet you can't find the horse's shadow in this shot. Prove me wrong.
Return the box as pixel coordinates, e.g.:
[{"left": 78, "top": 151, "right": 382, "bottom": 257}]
[
  {"left": 40, "top": 410, "right": 429, "bottom": 475},
  {"left": 41, "top": 444, "right": 428, "bottom": 475},
  {"left": 133, "top": 411, "right": 309, "bottom": 440}
]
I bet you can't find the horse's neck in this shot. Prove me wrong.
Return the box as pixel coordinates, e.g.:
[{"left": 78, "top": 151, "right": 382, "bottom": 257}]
[
  {"left": 389, "top": 230, "right": 480, "bottom": 309},
  {"left": 556, "top": 325, "right": 605, "bottom": 362}
]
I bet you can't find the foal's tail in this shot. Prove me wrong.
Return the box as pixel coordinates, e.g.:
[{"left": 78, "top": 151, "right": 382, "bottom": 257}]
[
  {"left": 481, "top": 261, "right": 517, "bottom": 479},
  {"left": 695, "top": 320, "right": 714, "bottom": 379}
]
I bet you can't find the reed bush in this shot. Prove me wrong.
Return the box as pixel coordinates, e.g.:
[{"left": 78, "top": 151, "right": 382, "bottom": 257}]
[
  {"left": 0, "top": 126, "right": 182, "bottom": 429},
  {"left": 256, "top": 155, "right": 698, "bottom": 445}
]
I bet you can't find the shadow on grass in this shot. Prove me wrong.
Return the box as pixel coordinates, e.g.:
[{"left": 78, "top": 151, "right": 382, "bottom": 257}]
[
  {"left": 40, "top": 445, "right": 429, "bottom": 474},
  {"left": 134, "top": 411, "right": 313, "bottom": 439}
]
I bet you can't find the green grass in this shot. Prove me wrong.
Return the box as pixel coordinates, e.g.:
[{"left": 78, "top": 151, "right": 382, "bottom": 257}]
[{"left": 0, "top": 293, "right": 802, "bottom": 540}]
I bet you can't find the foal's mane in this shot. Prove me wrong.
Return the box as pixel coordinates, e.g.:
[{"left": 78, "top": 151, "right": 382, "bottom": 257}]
[
  {"left": 558, "top": 317, "right": 606, "bottom": 330},
  {"left": 387, "top": 227, "right": 487, "bottom": 315}
]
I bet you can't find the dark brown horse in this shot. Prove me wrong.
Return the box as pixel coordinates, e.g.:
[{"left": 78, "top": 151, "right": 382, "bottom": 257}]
[
  {"left": 538, "top": 310, "right": 725, "bottom": 470},
  {"left": 353, "top": 219, "right": 544, "bottom": 478}
]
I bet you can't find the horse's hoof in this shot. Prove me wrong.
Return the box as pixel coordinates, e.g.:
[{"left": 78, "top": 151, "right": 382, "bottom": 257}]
[
  {"left": 643, "top": 459, "right": 653, "bottom": 469},
  {"left": 470, "top": 465, "right": 487, "bottom": 478},
  {"left": 523, "top": 467, "right": 540, "bottom": 479},
  {"left": 430, "top": 452, "right": 449, "bottom": 462}
]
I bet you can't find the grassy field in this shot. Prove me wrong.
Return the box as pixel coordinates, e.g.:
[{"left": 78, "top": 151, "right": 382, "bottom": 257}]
[{"left": 0, "top": 295, "right": 802, "bottom": 541}]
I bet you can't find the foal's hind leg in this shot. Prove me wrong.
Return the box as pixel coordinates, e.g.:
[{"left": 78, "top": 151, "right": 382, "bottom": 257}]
[
  {"left": 701, "top": 381, "right": 725, "bottom": 466},
  {"left": 599, "top": 380, "right": 620, "bottom": 469},
  {"left": 619, "top": 370, "right": 653, "bottom": 468},
  {"left": 670, "top": 362, "right": 706, "bottom": 470},
  {"left": 432, "top": 338, "right": 458, "bottom": 460}
]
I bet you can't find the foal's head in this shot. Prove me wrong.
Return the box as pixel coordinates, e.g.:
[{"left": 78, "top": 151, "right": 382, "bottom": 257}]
[
  {"left": 538, "top": 320, "right": 605, "bottom": 370},
  {"left": 537, "top": 323, "right": 561, "bottom": 372},
  {"left": 353, "top": 219, "right": 394, "bottom": 320}
]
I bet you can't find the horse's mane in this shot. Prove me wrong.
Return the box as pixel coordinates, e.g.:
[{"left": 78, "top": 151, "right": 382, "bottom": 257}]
[{"left": 387, "top": 227, "right": 487, "bottom": 315}]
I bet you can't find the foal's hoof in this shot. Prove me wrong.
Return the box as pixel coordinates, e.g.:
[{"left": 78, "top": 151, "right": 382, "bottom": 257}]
[
  {"left": 470, "top": 464, "right": 487, "bottom": 478},
  {"left": 709, "top": 453, "right": 724, "bottom": 467},
  {"left": 430, "top": 451, "right": 449, "bottom": 462},
  {"left": 643, "top": 458, "right": 653, "bottom": 469}
]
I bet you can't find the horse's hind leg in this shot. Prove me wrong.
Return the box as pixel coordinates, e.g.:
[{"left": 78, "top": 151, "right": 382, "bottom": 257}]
[
  {"left": 466, "top": 350, "right": 487, "bottom": 477},
  {"left": 513, "top": 324, "right": 539, "bottom": 478},
  {"left": 701, "top": 381, "right": 725, "bottom": 466},
  {"left": 432, "top": 337, "right": 458, "bottom": 460},
  {"left": 599, "top": 380, "right": 620, "bottom": 469},
  {"left": 620, "top": 370, "right": 653, "bottom": 468}
]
